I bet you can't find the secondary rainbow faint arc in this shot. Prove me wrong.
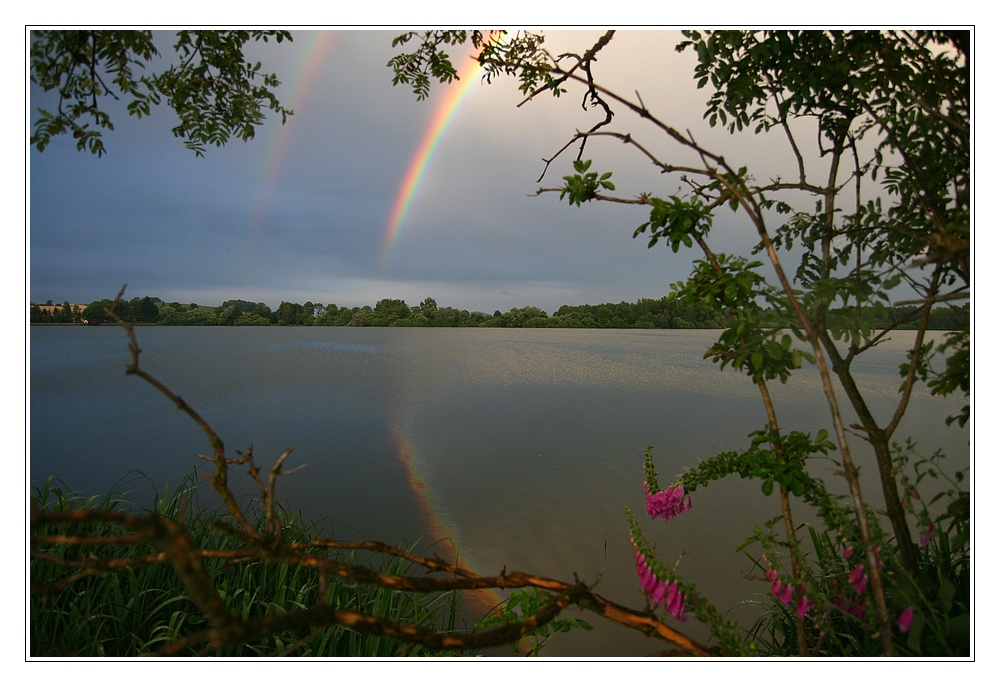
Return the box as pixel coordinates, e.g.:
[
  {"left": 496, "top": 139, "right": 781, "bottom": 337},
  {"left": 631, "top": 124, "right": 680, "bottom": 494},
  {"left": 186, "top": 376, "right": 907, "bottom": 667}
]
[
  {"left": 379, "top": 40, "right": 495, "bottom": 272},
  {"left": 252, "top": 31, "right": 338, "bottom": 233}
]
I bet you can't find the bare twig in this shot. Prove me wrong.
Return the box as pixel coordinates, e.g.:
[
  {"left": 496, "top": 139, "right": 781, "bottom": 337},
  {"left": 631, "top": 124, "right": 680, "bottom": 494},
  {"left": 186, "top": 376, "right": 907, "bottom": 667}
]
[{"left": 30, "top": 302, "right": 717, "bottom": 657}]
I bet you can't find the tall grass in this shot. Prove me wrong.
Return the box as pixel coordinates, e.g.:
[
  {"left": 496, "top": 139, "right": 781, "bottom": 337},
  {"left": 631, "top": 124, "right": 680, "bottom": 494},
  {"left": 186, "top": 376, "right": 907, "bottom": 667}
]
[
  {"left": 738, "top": 514, "right": 970, "bottom": 657},
  {"left": 30, "top": 473, "right": 466, "bottom": 657}
]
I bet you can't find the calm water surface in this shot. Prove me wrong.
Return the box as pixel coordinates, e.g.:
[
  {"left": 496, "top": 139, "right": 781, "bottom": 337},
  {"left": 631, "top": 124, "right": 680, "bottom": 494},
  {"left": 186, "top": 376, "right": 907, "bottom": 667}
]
[{"left": 29, "top": 326, "right": 969, "bottom": 656}]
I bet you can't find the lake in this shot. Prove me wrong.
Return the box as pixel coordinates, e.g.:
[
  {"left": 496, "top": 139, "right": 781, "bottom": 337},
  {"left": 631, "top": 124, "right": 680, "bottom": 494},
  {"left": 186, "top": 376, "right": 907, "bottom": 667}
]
[{"left": 29, "top": 325, "right": 969, "bottom": 656}]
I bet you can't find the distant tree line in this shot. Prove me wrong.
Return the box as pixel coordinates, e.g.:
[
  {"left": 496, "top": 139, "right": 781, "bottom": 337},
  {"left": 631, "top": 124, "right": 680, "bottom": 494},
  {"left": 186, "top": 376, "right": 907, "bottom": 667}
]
[
  {"left": 31, "top": 296, "right": 164, "bottom": 325},
  {"left": 29, "top": 300, "right": 85, "bottom": 324},
  {"left": 30, "top": 295, "right": 969, "bottom": 331}
]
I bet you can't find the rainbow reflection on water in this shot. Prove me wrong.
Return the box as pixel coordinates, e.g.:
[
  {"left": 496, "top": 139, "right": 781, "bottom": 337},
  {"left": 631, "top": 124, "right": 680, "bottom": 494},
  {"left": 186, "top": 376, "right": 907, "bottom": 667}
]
[{"left": 389, "top": 417, "right": 502, "bottom": 616}]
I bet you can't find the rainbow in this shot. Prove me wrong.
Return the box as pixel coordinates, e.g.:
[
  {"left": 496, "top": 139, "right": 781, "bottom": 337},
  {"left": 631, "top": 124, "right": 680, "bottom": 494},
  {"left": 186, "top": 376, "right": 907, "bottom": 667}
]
[
  {"left": 379, "top": 40, "right": 494, "bottom": 272},
  {"left": 246, "top": 36, "right": 503, "bottom": 615},
  {"left": 389, "top": 417, "right": 501, "bottom": 615},
  {"left": 251, "top": 31, "right": 339, "bottom": 232}
]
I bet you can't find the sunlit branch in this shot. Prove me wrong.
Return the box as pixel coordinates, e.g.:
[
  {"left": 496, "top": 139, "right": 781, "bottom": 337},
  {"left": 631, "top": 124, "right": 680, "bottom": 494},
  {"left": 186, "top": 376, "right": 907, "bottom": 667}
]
[
  {"left": 511, "top": 51, "right": 902, "bottom": 651},
  {"left": 29, "top": 306, "right": 718, "bottom": 657}
]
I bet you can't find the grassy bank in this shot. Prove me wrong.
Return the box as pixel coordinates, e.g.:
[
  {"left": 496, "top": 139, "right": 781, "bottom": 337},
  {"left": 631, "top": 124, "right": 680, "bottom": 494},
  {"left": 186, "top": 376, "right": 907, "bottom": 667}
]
[{"left": 29, "top": 473, "right": 466, "bottom": 657}]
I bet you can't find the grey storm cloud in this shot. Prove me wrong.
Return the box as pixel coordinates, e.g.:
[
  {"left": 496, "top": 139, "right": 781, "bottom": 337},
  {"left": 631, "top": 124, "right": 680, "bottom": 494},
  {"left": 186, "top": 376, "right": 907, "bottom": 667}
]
[{"left": 30, "top": 30, "right": 761, "bottom": 314}]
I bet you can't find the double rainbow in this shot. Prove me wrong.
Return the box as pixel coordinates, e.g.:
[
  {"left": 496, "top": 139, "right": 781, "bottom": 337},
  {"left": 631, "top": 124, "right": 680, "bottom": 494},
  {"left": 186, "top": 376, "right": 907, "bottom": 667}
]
[
  {"left": 252, "top": 31, "right": 494, "bottom": 274},
  {"left": 252, "top": 30, "right": 502, "bottom": 614}
]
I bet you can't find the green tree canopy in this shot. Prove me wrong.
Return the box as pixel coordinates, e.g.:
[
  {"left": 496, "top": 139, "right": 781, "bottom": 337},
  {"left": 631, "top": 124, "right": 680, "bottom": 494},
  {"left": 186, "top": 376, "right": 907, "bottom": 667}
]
[
  {"left": 30, "top": 30, "right": 293, "bottom": 157},
  {"left": 390, "top": 29, "right": 970, "bottom": 655}
]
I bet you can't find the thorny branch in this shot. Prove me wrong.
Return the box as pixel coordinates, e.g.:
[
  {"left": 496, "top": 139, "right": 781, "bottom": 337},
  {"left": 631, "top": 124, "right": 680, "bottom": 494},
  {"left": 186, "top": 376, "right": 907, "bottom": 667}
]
[
  {"left": 503, "top": 30, "right": 617, "bottom": 182},
  {"left": 28, "top": 290, "right": 714, "bottom": 657},
  {"left": 499, "top": 36, "right": 968, "bottom": 653}
]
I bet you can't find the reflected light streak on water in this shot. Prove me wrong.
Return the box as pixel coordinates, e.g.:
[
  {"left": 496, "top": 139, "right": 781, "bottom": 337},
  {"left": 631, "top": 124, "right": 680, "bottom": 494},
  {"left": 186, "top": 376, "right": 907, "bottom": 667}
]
[
  {"left": 30, "top": 326, "right": 969, "bottom": 656},
  {"left": 388, "top": 417, "right": 502, "bottom": 616}
]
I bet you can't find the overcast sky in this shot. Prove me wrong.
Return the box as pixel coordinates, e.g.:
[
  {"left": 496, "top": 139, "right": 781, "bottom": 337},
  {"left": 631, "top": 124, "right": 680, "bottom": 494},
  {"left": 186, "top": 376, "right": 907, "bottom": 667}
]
[{"left": 29, "top": 29, "right": 838, "bottom": 313}]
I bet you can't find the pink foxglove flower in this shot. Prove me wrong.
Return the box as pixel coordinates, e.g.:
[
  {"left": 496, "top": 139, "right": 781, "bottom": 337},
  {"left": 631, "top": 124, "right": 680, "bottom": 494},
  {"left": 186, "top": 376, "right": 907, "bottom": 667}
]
[
  {"left": 645, "top": 484, "right": 692, "bottom": 522},
  {"left": 834, "top": 596, "right": 867, "bottom": 620},
  {"left": 920, "top": 523, "right": 935, "bottom": 548},
  {"left": 665, "top": 582, "right": 686, "bottom": 621},
  {"left": 849, "top": 564, "right": 868, "bottom": 594},
  {"left": 898, "top": 607, "right": 914, "bottom": 633},
  {"left": 649, "top": 579, "right": 668, "bottom": 606},
  {"left": 795, "top": 593, "right": 810, "bottom": 620},
  {"left": 766, "top": 564, "right": 795, "bottom": 607},
  {"left": 631, "top": 538, "right": 687, "bottom": 622},
  {"left": 640, "top": 565, "right": 655, "bottom": 590}
]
